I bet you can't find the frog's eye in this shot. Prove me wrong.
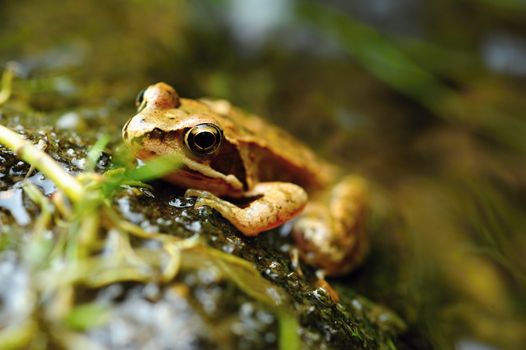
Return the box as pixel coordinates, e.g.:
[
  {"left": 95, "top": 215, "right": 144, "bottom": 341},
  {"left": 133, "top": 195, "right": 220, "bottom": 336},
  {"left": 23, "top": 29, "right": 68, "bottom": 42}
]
[
  {"left": 184, "top": 123, "right": 223, "bottom": 156},
  {"left": 135, "top": 88, "right": 147, "bottom": 111}
]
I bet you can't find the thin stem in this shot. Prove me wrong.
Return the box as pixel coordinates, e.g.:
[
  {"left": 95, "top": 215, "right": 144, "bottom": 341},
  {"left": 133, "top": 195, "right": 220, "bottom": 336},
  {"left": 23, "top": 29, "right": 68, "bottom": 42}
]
[
  {"left": 23, "top": 182, "right": 54, "bottom": 235},
  {"left": 0, "top": 124, "right": 84, "bottom": 202},
  {"left": 0, "top": 63, "right": 15, "bottom": 106}
]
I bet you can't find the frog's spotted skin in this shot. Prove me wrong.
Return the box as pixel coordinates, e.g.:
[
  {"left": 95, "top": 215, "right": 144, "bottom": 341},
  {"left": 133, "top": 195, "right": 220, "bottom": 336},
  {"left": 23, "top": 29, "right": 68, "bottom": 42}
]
[{"left": 123, "top": 82, "right": 368, "bottom": 275}]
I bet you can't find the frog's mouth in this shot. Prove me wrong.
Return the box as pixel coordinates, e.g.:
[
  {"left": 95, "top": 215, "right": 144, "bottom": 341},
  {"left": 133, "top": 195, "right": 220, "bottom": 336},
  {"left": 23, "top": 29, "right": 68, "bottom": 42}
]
[
  {"left": 178, "top": 157, "right": 245, "bottom": 192},
  {"left": 136, "top": 147, "right": 245, "bottom": 196},
  {"left": 129, "top": 129, "right": 247, "bottom": 195},
  {"left": 167, "top": 167, "right": 243, "bottom": 196},
  {"left": 136, "top": 147, "right": 243, "bottom": 189}
]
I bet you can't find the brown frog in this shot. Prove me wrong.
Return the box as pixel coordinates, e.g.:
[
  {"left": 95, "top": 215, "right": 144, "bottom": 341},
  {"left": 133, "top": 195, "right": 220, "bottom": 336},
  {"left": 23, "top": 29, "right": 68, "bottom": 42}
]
[{"left": 122, "top": 82, "right": 368, "bottom": 276}]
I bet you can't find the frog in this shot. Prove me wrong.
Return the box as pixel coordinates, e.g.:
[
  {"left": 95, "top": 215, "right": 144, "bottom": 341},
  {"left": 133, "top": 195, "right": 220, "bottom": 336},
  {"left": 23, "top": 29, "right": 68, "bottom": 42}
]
[{"left": 122, "top": 82, "right": 369, "bottom": 276}]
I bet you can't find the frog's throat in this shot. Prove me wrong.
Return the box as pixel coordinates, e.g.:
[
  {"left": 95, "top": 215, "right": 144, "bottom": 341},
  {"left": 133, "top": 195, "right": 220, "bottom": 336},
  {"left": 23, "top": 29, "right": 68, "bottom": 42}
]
[{"left": 182, "top": 156, "right": 244, "bottom": 191}]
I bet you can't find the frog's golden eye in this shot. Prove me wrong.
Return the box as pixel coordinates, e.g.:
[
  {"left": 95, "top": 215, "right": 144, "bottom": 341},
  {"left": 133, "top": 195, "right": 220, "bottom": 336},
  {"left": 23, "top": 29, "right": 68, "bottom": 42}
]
[
  {"left": 184, "top": 123, "right": 223, "bottom": 156},
  {"left": 135, "top": 88, "right": 147, "bottom": 111}
]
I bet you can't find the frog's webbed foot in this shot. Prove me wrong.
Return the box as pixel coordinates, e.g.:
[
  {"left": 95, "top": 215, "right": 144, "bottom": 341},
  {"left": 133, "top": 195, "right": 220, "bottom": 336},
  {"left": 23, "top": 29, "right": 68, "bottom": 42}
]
[
  {"left": 292, "top": 176, "right": 369, "bottom": 276},
  {"left": 186, "top": 183, "right": 308, "bottom": 237}
]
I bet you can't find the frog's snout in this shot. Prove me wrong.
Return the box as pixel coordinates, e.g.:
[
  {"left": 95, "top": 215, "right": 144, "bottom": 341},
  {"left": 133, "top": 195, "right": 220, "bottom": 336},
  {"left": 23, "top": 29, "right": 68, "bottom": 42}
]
[{"left": 144, "top": 82, "right": 181, "bottom": 109}]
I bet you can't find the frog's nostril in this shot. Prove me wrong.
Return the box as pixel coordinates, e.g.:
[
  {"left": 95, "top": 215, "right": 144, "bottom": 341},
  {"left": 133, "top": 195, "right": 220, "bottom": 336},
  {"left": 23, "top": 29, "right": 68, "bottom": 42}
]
[{"left": 168, "top": 88, "right": 181, "bottom": 109}]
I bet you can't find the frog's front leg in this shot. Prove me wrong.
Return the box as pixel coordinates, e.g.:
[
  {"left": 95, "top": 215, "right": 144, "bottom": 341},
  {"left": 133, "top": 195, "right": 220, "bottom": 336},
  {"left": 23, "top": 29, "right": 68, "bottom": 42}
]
[
  {"left": 186, "top": 182, "right": 308, "bottom": 236},
  {"left": 292, "top": 176, "right": 368, "bottom": 276}
]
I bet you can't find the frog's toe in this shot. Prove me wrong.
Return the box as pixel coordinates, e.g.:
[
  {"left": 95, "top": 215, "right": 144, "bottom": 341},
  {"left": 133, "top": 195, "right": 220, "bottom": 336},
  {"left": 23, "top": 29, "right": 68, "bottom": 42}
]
[
  {"left": 185, "top": 189, "right": 222, "bottom": 210},
  {"left": 185, "top": 189, "right": 213, "bottom": 198},
  {"left": 193, "top": 197, "right": 217, "bottom": 210}
]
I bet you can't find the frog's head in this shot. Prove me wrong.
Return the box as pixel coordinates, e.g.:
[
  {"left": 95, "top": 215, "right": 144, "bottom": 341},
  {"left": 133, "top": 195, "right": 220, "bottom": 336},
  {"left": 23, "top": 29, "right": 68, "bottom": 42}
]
[{"left": 122, "top": 82, "right": 248, "bottom": 196}]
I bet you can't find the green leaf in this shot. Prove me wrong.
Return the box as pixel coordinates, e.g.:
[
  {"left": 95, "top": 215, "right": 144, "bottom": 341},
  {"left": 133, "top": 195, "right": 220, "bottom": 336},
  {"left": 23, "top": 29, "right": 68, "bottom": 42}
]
[
  {"left": 123, "top": 153, "right": 182, "bottom": 182},
  {"left": 85, "top": 135, "right": 110, "bottom": 172},
  {"left": 64, "top": 303, "right": 110, "bottom": 331}
]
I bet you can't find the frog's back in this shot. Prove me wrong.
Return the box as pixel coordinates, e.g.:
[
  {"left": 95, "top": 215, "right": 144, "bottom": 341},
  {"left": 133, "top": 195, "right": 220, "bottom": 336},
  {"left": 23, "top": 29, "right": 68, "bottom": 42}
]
[{"left": 201, "top": 99, "right": 337, "bottom": 191}]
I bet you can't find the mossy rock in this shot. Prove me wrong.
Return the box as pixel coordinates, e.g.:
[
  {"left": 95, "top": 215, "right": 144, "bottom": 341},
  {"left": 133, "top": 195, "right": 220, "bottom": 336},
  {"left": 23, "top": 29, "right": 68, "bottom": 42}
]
[{"left": 0, "top": 111, "right": 404, "bottom": 349}]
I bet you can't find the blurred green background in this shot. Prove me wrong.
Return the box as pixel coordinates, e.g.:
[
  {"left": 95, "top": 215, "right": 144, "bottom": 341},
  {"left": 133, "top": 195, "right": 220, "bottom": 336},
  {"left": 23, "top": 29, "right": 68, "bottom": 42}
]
[{"left": 1, "top": 0, "right": 526, "bottom": 349}]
